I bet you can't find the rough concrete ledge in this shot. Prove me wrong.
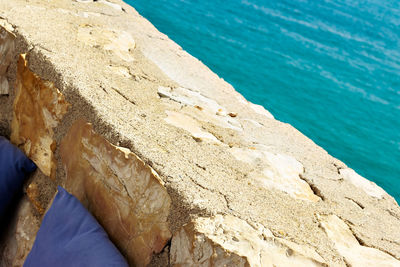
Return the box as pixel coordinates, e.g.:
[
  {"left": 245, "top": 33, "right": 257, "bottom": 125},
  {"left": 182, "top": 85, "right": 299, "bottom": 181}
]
[{"left": 0, "top": 0, "right": 399, "bottom": 266}]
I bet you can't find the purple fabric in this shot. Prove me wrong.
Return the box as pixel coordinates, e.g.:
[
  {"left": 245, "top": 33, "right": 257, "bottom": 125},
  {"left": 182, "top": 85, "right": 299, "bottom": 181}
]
[
  {"left": 24, "top": 187, "right": 128, "bottom": 267},
  {"left": 0, "top": 136, "right": 36, "bottom": 217}
]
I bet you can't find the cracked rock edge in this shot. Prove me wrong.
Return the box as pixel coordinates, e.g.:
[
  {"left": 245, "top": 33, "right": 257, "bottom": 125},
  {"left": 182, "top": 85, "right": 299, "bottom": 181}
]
[
  {"left": 60, "top": 119, "right": 172, "bottom": 267},
  {"left": 11, "top": 54, "right": 70, "bottom": 178},
  {"left": 318, "top": 214, "right": 400, "bottom": 267},
  {"left": 170, "top": 214, "right": 327, "bottom": 267}
]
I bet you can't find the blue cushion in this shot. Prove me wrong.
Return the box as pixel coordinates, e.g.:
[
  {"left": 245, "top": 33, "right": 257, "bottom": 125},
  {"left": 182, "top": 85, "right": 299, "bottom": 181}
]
[
  {"left": 24, "top": 187, "right": 128, "bottom": 267},
  {"left": 0, "top": 136, "right": 36, "bottom": 216}
]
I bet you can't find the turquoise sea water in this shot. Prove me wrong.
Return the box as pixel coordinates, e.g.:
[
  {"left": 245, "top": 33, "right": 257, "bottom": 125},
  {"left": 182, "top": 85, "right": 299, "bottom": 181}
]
[{"left": 126, "top": 0, "right": 400, "bottom": 201}]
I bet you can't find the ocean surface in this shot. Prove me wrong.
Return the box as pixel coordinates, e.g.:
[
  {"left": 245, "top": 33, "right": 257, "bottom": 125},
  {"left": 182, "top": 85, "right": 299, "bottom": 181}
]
[{"left": 126, "top": 0, "right": 400, "bottom": 202}]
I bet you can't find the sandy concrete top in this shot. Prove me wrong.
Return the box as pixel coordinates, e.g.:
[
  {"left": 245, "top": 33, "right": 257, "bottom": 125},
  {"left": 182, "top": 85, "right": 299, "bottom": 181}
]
[{"left": 0, "top": 0, "right": 399, "bottom": 265}]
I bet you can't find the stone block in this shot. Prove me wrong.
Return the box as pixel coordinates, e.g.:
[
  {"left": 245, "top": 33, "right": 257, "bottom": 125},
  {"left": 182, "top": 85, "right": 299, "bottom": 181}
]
[
  {"left": 60, "top": 120, "right": 171, "bottom": 266},
  {"left": 171, "top": 214, "right": 327, "bottom": 266},
  {"left": 11, "top": 54, "right": 69, "bottom": 178}
]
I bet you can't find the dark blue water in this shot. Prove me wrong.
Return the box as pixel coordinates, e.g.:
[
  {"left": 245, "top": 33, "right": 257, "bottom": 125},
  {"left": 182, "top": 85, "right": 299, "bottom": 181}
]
[{"left": 126, "top": 0, "right": 400, "bottom": 201}]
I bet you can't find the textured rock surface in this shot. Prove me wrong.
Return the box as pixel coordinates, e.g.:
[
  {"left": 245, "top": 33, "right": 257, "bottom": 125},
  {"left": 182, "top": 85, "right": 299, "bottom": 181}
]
[
  {"left": 319, "top": 214, "right": 400, "bottom": 267},
  {"left": 171, "top": 215, "right": 327, "bottom": 266},
  {"left": 0, "top": 198, "right": 40, "bottom": 267},
  {"left": 60, "top": 120, "right": 171, "bottom": 267},
  {"left": 25, "top": 182, "right": 46, "bottom": 215},
  {"left": 164, "top": 110, "right": 221, "bottom": 143},
  {"left": 78, "top": 25, "right": 135, "bottom": 62},
  {"left": 339, "top": 168, "right": 389, "bottom": 199},
  {"left": 230, "top": 147, "right": 320, "bottom": 202},
  {"left": 76, "top": 0, "right": 124, "bottom": 11},
  {"left": 10, "top": 55, "right": 69, "bottom": 178},
  {"left": 159, "top": 86, "right": 242, "bottom": 131},
  {"left": 0, "top": 0, "right": 398, "bottom": 266},
  {"left": 0, "top": 23, "right": 14, "bottom": 95}
]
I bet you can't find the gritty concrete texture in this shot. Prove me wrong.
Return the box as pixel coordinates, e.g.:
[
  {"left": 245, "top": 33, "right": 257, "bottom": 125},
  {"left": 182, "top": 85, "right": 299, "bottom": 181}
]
[{"left": 0, "top": 0, "right": 399, "bottom": 266}]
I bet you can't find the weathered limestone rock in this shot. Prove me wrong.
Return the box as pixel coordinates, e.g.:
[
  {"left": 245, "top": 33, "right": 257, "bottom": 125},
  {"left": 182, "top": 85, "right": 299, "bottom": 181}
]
[
  {"left": 248, "top": 102, "right": 274, "bottom": 119},
  {"left": 339, "top": 168, "right": 388, "bottom": 199},
  {"left": 78, "top": 25, "right": 135, "bottom": 62},
  {"left": 230, "top": 147, "right": 320, "bottom": 202},
  {"left": 319, "top": 214, "right": 400, "bottom": 267},
  {"left": 231, "top": 92, "right": 274, "bottom": 119},
  {"left": 171, "top": 214, "right": 327, "bottom": 266},
  {"left": 0, "top": 23, "right": 15, "bottom": 95},
  {"left": 10, "top": 54, "right": 69, "bottom": 178},
  {"left": 60, "top": 120, "right": 171, "bottom": 266},
  {"left": 107, "top": 65, "right": 131, "bottom": 78},
  {"left": 158, "top": 86, "right": 227, "bottom": 115},
  {"left": 76, "top": 0, "right": 124, "bottom": 11},
  {"left": 164, "top": 110, "right": 221, "bottom": 143},
  {"left": 159, "top": 86, "right": 242, "bottom": 131}
]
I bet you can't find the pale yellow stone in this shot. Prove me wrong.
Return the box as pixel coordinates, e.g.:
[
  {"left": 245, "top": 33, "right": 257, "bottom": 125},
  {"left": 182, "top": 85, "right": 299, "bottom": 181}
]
[
  {"left": 171, "top": 214, "right": 327, "bottom": 267},
  {"left": 107, "top": 65, "right": 131, "bottom": 78},
  {"left": 60, "top": 120, "right": 171, "bottom": 267},
  {"left": 319, "top": 214, "right": 400, "bottom": 267},
  {"left": 158, "top": 86, "right": 225, "bottom": 114},
  {"left": 164, "top": 110, "right": 221, "bottom": 143},
  {"left": 0, "top": 19, "right": 14, "bottom": 32},
  {"left": 248, "top": 102, "right": 274, "bottom": 119},
  {"left": 56, "top": 8, "right": 102, "bottom": 18},
  {"left": 11, "top": 54, "right": 70, "bottom": 178},
  {"left": 78, "top": 25, "right": 135, "bottom": 62},
  {"left": 159, "top": 86, "right": 242, "bottom": 131},
  {"left": 186, "top": 108, "right": 242, "bottom": 131},
  {"left": 0, "top": 24, "right": 15, "bottom": 95},
  {"left": 339, "top": 168, "right": 388, "bottom": 199},
  {"left": 98, "top": 0, "right": 124, "bottom": 11},
  {"left": 76, "top": 0, "right": 124, "bottom": 11},
  {"left": 230, "top": 147, "right": 320, "bottom": 202}
]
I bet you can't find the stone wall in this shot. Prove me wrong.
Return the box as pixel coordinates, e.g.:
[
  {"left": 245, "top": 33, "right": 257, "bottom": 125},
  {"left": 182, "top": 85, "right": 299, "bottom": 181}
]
[{"left": 0, "top": 1, "right": 399, "bottom": 266}]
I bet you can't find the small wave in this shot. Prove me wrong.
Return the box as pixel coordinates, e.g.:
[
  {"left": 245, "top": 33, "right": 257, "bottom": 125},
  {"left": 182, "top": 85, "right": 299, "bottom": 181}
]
[
  {"left": 320, "top": 70, "right": 391, "bottom": 106},
  {"left": 234, "top": 17, "right": 243, "bottom": 24},
  {"left": 390, "top": 140, "right": 400, "bottom": 151},
  {"left": 241, "top": 0, "right": 318, "bottom": 30},
  {"left": 279, "top": 28, "right": 348, "bottom": 60},
  {"left": 286, "top": 57, "right": 315, "bottom": 72},
  {"left": 368, "top": 94, "right": 389, "bottom": 105},
  {"left": 331, "top": 9, "right": 374, "bottom": 27},
  {"left": 241, "top": 0, "right": 383, "bottom": 49},
  {"left": 358, "top": 50, "right": 382, "bottom": 64},
  {"left": 205, "top": 12, "right": 215, "bottom": 18},
  {"left": 313, "top": 19, "right": 383, "bottom": 48},
  {"left": 218, "top": 35, "right": 247, "bottom": 48},
  {"left": 347, "top": 57, "right": 376, "bottom": 73}
]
